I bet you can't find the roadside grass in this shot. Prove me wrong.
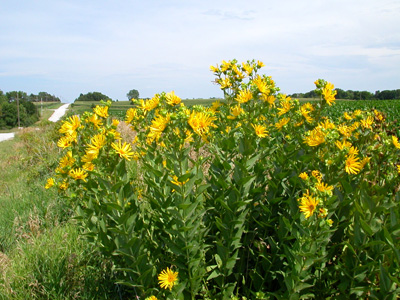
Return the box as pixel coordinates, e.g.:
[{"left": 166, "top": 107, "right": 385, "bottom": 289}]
[{"left": 0, "top": 125, "right": 120, "bottom": 299}]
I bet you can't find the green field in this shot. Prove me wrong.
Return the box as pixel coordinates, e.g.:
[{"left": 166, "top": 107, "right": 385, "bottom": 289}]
[
  {"left": 68, "top": 98, "right": 225, "bottom": 118},
  {"left": 68, "top": 99, "right": 400, "bottom": 125}
]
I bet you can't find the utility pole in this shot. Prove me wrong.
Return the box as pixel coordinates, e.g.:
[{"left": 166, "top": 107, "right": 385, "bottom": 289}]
[{"left": 16, "top": 92, "right": 21, "bottom": 128}]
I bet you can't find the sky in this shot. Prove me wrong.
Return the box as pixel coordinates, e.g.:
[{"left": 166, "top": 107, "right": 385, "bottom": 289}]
[{"left": 1, "top": 0, "right": 399, "bottom": 103}]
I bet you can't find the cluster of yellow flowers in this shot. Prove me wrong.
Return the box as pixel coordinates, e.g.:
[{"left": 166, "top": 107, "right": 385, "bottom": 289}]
[
  {"left": 45, "top": 101, "right": 139, "bottom": 191},
  {"left": 298, "top": 170, "right": 333, "bottom": 222},
  {"left": 46, "top": 59, "right": 400, "bottom": 227}
]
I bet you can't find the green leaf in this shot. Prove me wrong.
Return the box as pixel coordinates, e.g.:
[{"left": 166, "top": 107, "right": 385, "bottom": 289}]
[
  {"left": 359, "top": 219, "right": 373, "bottom": 236},
  {"left": 380, "top": 263, "right": 391, "bottom": 292}
]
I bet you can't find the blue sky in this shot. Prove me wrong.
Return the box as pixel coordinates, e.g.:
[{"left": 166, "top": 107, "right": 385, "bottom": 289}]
[{"left": 1, "top": 0, "right": 399, "bottom": 102}]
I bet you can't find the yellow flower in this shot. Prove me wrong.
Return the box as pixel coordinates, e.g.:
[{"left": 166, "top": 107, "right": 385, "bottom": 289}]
[
  {"left": 111, "top": 141, "right": 135, "bottom": 161},
  {"left": 257, "top": 60, "right": 265, "bottom": 68},
  {"left": 374, "top": 109, "right": 385, "bottom": 121},
  {"left": 59, "top": 180, "right": 69, "bottom": 191},
  {"left": 188, "top": 111, "right": 216, "bottom": 138},
  {"left": 345, "top": 154, "right": 362, "bottom": 174},
  {"left": 210, "top": 101, "right": 222, "bottom": 112},
  {"left": 392, "top": 136, "right": 400, "bottom": 149},
  {"left": 343, "top": 112, "right": 353, "bottom": 120},
  {"left": 232, "top": 64, "right": 244, "bottom": 79},
  {"left": 140, "top": 95, "right": 160, "bottom": 112},
  {"left": 327, "top": 219, "right": 334, "bottom": 226},
  {"left": 348, "top": 146, "right": 359, "bottom": 156},
  {"left": 242, "top": 62, "right": 253, "bottom": 76},
  {"left": 227, "top": 104, "right": 244, "bottom": 119},
  {"left": 59, "top": 151, "right": 76, "bottom": 168},
  {"left": 219, "top": 78, "right": 231, "bottom": 89},
  {"left": 300, "top": 105, "right": 314, "bottom": 123},
  {"left": 184, "top": 129, "right": 194, "bottom": 144},
  {"left": 125, "top": 108, "right": 137, "bottom": 123},
  {"left": 93, "top": 105, "right": 109, "bottom": 118},
  {"left": 397, "top": 165, "right": 400, "bottom": 175},
  {"left": 57, "top": 136, "right": 73, "bottom": 149},
  {"left": 147, "top": 113, "right": 170, "bottom": 142},
  {"left": 220, "top": 60, "right": 231, "bottom": 72},
  {"left": 261, "top": 94, "right": 276, "bottom": 107},
  {"left": 298, "top": 190, "right": 319, "bottom": 219},
  {"left": 337, "top": 124, "right": 351, "bottom": 138},
  {"left": 86, "top": 113, "right": 103, "bottom": 128},
  {"left": 299, "top": 172, "right": 309, "bottom": 180},
  {"left": 315, "top": 181, "right": 333, "bottom": 195},
  {"left": 45, "top": 178, "right": 55, "bottom": 189},
  {"left": 253, "top": 75, "right": 268, "bottom": 93},
  {"left": 81, "top": 152, "right": 97, "bottom": 163},
  {"left": 235, "top": 89, "right": 252, "bottom": 104},
  {"left": 322, "top": 82, "right": 337, "bottom": 106},
  {"left": 277, "top": 96, "right": 294, "bottom": 116},
  {"left": 311, "top": 170, "right": 323, "bottom": 181},
  {"left": 304, "top": 128, "right": 325, "bottom": 147},
  {"left": 318, "top": 207, "right": 328, "bottom": 218},
  {"left": 145, "top": 296, "right": 158, "bottom": 300},
  {"left": 171, "top": 175, "right": 189, "bottom": 186},
  {"left": 59, "top": 115, "right": 81, "bottom": 136},
  {"left": 166, "top": 91, "right": 181, "bottom": 106},
  {"left": 82, "top": 162, "right": 95, "bottom": 171},
  {"left": 335, "top": 139, "right": 352, "bottom": 150},
  {"left": 112, "top": 119, "right": 120, "bottom": 127},
  {"left": 360, "top": 116, "right": 374, "bottom": 130},
  {"left": 318, "top": 119, "right": 335, "bottom": 130},
  {"left": 210, "top": 65, "right": 219, "bottom": 73},
  {"left": 158, "top": 267, "right": 178, "bottom": 291},
  {"left": 360, "top": 156, "right": 371, "bottom": 168},
  {"left": 275, "top": 117, "right": 290, "bottom": 131},
  {"left": 251, "top": 124, "right": 268, "bottom": 138},
  {"left": 69, "top": 168, "right": 88, "bottom": 181},
  {"left": 86, "top": 134, "right": 106, "bottom": 158}
]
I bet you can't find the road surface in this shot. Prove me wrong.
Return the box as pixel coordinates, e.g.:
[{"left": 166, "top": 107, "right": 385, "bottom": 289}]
[{"left": 48, "top": 103, "right": 70, "bottom": 122}]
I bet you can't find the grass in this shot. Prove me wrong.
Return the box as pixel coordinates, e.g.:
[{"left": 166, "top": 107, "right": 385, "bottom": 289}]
[{"left": 0, "top": 126, "right": 121, "bottom": 299}]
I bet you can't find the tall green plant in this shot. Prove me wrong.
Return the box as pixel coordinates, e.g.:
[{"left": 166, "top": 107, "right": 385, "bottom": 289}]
[{"left": 47, "top": 60, "right": 400, "bottom": 299}]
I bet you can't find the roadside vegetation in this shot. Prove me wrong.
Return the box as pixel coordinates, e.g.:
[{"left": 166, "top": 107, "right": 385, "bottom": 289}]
[
  {"left": 0, "top": 125, "right": 119, "bottom": 299},
  {"left": 1, "top": 60, "right": 399, "bottom": 299}
]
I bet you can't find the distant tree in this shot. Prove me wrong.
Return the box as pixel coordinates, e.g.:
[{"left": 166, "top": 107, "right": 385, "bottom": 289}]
[
  {"left": 303, "top": 90, "right": 318, "bottom": 98},
  {"left": 127, "top": 89, "right": 139, "bottom": 100},
  {"left": 21, "top": 99, "right": 38, "bottom": 116},
  {"left": 376, "top": 90, "right": 397, "bottom": 100},
  {"left": 334, "top": 88, "right": 346, "bottom": 99},
  {"left": 36, "top": 92, "right": 61, "bottom": 102},
  {"left": 75, "top": 92, "right": 111, "bottom": 102},
  {"left": 0, "top": 90, "right": 7, "bottom": 104},
  {"left": 6, "top": 91, "right": 28, "bottom": 101}
]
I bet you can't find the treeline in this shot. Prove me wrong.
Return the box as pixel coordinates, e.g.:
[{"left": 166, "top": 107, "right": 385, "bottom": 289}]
[
  {"left": 75, "top": 92, "right": 111, "bottom": 102},
  {"left": 2, "top": 91, "right": 61, "bottom": 102},
  {"left": 292, "top": 88, "right": 400, "bottom": 100},
  {"left": 0, "top": 90, "right": 60, "bottom": 129}
]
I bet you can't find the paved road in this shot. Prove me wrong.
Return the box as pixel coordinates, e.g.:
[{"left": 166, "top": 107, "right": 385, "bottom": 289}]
[
  {"left": 48, "top": 103, "right": 70, "bottom": 122},
  {"left": 0, "top": 133, "right": 15, "bottom": 142},
  {"left": 0, "top": 103, "right": 70, "bottom": 142}
]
